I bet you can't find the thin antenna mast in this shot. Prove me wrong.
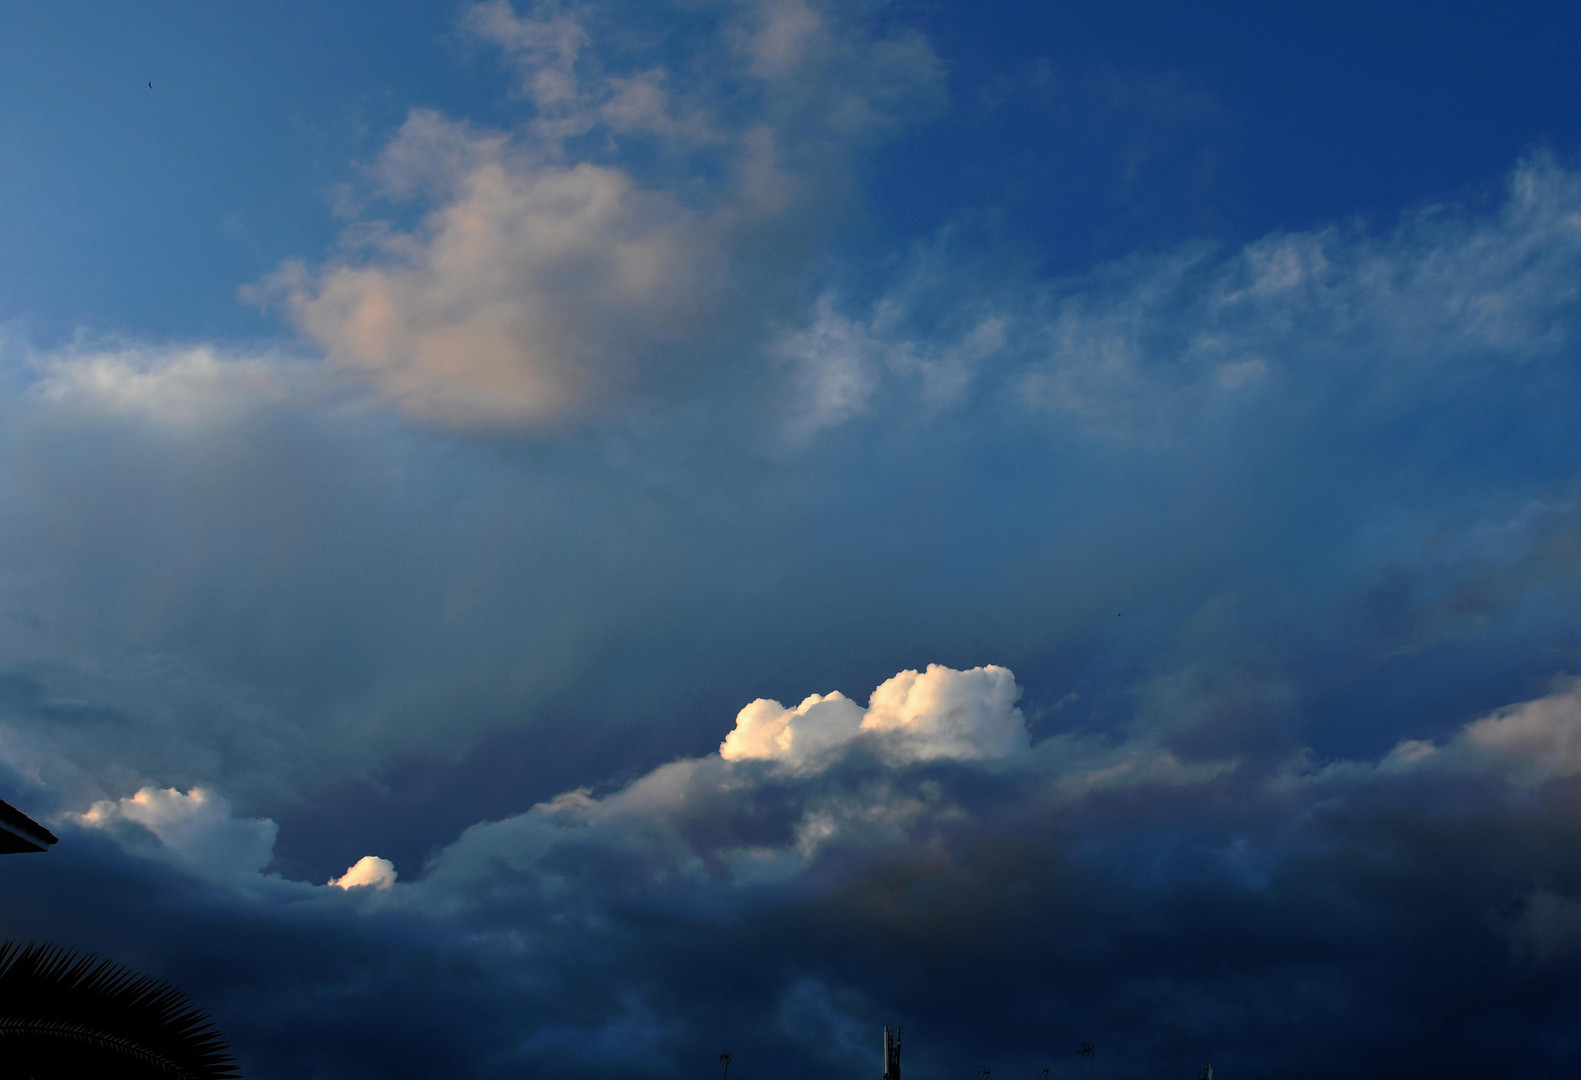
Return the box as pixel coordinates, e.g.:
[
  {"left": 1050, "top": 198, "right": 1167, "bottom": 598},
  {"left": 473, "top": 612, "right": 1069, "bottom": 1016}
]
[{"left": 883, "top": 1027, "right": 902, "bottom": 1080}]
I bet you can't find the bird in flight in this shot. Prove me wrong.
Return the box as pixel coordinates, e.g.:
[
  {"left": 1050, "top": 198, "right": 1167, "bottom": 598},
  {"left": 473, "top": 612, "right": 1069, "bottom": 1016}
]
[{"left": 148, "top": 82, "right": 153, "bottom": 89}]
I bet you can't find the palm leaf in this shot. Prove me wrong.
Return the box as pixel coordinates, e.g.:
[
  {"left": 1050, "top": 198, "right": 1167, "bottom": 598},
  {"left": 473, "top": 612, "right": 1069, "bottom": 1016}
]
[{"left": 0, "top": 941, "right": 241, "bottom": 1079}]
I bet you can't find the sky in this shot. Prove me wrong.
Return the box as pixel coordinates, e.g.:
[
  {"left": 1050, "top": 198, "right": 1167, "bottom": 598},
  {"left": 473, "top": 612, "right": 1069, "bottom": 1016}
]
[{"left": 3, "top": 1, "right": 1581, "bottom": 1076}]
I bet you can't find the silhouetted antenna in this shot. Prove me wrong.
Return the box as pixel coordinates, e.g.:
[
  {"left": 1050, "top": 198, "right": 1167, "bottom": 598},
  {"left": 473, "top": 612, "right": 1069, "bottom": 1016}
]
[
  {"left": 718, "top": 1049, "right": 733, "bottom": 1080},
  {"left": 883, "top": 1026, "right": 903, "bottom": 1080},
  {"left": 1078, "top": 1044, "right": 1096, "bottom": 1077}
]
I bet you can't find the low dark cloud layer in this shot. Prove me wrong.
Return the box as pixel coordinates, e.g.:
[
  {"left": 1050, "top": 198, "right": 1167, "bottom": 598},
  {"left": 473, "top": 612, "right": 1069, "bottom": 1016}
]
[{"left": 7, "top": 666, "right": 1581, "bottom": 1078}]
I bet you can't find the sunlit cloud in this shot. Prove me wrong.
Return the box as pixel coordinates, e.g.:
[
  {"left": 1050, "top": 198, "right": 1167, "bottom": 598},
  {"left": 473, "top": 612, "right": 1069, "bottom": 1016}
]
[
  {"left": 77, "top": 786, "right": 278, "bottom": 878},
  {"left": 260, "top": 0, "right": 943, "bottom": 430},
  {"left": 328, "top": 854, "right": 398, "bottom": 891}
]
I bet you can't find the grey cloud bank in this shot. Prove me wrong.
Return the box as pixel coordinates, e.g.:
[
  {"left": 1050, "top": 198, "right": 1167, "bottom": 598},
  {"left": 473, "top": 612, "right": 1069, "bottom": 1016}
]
[
  {"left": 8, "top": 153, "right": 1581, "bottom": 807},
  {"left": 7, "top": 664, "right": 1581, "bottom": 1077}
]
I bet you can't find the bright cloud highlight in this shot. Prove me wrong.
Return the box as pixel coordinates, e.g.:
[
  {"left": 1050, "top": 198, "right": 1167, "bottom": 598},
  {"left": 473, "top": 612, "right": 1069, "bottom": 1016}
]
[
  {"left": 329, "top": 855, "right": 399, "bottom": 891},
  {"left": 78, "top": 786, "right": 278, "bottom": 877},
  {"left": 720, "top": 664, "right": 1027, "bottom": 773}
]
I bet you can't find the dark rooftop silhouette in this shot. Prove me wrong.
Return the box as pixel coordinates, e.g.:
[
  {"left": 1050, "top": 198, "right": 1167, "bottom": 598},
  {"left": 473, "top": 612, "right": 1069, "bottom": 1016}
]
[{"left": 0, "top": 797, "right": 56, "bottom": 854}]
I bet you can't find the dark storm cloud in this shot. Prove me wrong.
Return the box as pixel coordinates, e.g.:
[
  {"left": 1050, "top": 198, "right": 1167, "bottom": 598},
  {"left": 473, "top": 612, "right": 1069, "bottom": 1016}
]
[{"left": 7, "top": 666, "right": 1581, "bottom": 1078}]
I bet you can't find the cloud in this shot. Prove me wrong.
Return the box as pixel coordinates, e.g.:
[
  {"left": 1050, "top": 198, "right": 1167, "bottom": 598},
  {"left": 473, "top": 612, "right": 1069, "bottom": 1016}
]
[
  {"left": 26, "top": 341, "right": 308, "bottom": 429},
  {"left": 8, "top": 152, "right": 1581, "bottom": 835},
  {"left": 78, "top": 785, "right": 278, "bottom": 878},
  {"left": 720, "top": 664, "right": 1027, "bottom": 774},
  {"left": 862, "top": 663, "right": 1028, "bottom": 764},
  {"left": 9, "top": 56, "right": 1581, "bottom": 1073},
  {"left": 1366, "top": 676, "right": 1581, "bottom": 787},
  {"left": 0, "top": 328, "right": 781, "bottom": 801},
  {"left": 264, "top": 0, "right": 944, "bottom": 431},
  {"left": 11, "top": 652, "right": 1581, "bottom": 1077},
  {"left": 720, "top": 691, "right": 863, "bottom": 774},
  {"left": 9, "top": 2, "right": 1581, "bottom": 1071},
  {"left": 329, "top": 854, "right": 398, "bottom": 891},
  {"left": 277, "top": 121, "right": 724, "bottom": 428},
  {"left": 463, "top": 1, "right": 592, "bottom": 131},
  {"left": 418, "top": 661, "right": 1223, "bottom": 903},
  {"left": 462, "top": 1, "right": 718, "bottom": 146},
  {"left": 1460, "top": 677, "right": 1581, "bottom": 782},
  {"left": 16, "top": 658, "right": 1581, "bottom": 1077},
  {"left": 743, "top": 0, "right": 823, "bottom": 79},
  {"left": 799, "top": 152, "right": 1581, "bottom": 445},
  {"left": 772, "top": 296, "right": 882, "bottom": 445}
]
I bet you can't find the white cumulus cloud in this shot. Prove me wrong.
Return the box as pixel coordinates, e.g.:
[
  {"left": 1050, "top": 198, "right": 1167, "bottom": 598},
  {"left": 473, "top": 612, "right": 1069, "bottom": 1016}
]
[
  {"left": 721, "top": 663, "right": 1029, "bottom": 773},
  {"left": 329, "top": 855, "right": 399, "bottom": 891},
  {"left": 862, "top": 663, "right": 1028, "bottom": 764},
  {"left": 720, "top": 691, "right": 865, "bottom": 775}
]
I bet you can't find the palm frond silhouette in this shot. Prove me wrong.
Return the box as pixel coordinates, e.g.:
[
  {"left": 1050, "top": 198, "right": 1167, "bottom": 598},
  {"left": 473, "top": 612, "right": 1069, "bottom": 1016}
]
[{"left": 0, "top": 941, "right": 240, "bottom": 1079}]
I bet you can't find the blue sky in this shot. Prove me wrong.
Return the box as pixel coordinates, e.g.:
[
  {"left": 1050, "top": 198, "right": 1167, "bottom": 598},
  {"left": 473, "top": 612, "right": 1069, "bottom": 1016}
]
[{"left": 4, "top": 2, "right": 1581, "bottom": 1077}]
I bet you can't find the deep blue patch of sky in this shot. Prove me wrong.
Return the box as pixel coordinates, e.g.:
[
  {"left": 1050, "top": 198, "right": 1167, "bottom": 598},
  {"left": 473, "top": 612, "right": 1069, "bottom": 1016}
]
[
  {"left": 7, "top": 2, "right": 1581, "bottom": 342},
  {"left": 869, "top": 0, "right": 1581, "bottom": 274}
]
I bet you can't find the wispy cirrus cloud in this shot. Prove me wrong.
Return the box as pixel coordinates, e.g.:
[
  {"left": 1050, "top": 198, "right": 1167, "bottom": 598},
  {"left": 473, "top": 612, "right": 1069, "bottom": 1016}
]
[{"left": 787, "top": 151, "right": 1581, "bottom": 447}]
